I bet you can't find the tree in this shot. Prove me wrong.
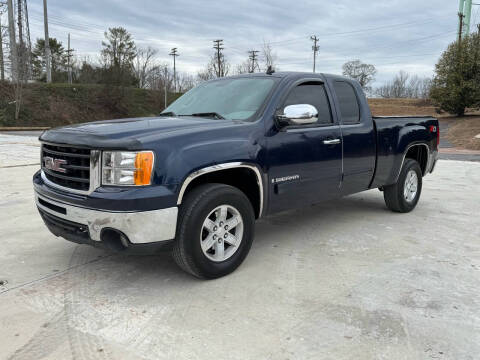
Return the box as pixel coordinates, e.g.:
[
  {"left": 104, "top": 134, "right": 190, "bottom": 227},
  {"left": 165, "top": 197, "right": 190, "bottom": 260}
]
[
  {"left": 0, "top": 22, "right": 7, "bottom": 81},
  {"left": 197, "top": 64, "right": 216, "bottom": 82},
  {"left": 261, "top": 41, "right": 277, "bottom": 72},
  {"left": 235, "top": 59, "right": 251, "bottom": 75},
  {"left": 213, "top": 53, "right": 230, "bottom": 78},
  {"left": 376, "top": 70, "right": 409, "bottom": 98},
  {"left": 101, "top": 27, "right": 137, "bottom": 86},
  {"left": 342, "top": 60, "right": 377, "bottom": 91},
  {"left": 375, "top": 71, "right": 432, "bottom": 99},
  {"left": 430, "top": 32, "right": 480, "bottom": 116},
  {"left": 77, "top": 60, "right": 102, "bottom": 84},
  {"left": 197, "top": 54, "right": 229, "bottom": 82},
  {"left": 133, "top": 46, "right": 158, "bottom": 88},
  {"left": 31, "top": 38, "right": 68, "bottom": 82},
  {"left": 201, "top": 44, "right": 230, "bottom": 80}
]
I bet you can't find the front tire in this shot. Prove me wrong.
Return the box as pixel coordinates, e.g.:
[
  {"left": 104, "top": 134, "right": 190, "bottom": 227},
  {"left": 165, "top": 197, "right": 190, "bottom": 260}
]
[
  {"left": 383, "top": 158, "right": 422, "bottom": 213},
  {"left": 172, "top": 183, "right": 255, "bottom": 279}
]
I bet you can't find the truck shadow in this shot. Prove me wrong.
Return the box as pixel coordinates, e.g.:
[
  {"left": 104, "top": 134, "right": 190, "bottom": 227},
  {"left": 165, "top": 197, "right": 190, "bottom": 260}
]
[{"left": 88, "top": 191, "right": 389, "bottom": 282}]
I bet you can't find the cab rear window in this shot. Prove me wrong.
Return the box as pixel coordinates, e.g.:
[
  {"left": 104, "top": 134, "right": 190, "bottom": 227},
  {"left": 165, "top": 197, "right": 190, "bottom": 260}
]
[{"left": 333, "top": 81, "right": 360, "bottom": 125}]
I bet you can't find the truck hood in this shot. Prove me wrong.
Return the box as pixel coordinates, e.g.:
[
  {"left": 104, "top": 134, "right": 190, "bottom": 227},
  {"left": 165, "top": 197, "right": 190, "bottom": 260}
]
[{"left": 39, "top": 116, "right": 245, "bottom": 149}]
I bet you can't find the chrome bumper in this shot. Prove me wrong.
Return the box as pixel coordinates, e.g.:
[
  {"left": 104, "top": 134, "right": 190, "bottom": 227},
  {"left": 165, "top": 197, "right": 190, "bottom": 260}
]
[{"left": 35, "top": 192, "right": 178, "bottom": 244}]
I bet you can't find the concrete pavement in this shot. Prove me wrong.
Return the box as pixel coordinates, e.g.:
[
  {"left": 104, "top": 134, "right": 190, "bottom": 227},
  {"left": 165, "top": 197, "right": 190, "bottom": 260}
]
[{"left": 1, "top": 135, "right": 480, "bottom": 359}]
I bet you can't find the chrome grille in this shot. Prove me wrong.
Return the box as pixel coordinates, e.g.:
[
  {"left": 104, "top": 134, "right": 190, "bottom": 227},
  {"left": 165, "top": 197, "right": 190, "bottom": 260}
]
[{"left": 41, "top": 144, "right": 91, "bottom": 191}]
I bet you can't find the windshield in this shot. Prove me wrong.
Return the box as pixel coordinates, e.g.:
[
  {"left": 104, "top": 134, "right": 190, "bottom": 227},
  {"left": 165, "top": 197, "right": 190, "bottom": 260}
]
[{"left": 163, "top": 77, "right": 277, "bottom": 121}]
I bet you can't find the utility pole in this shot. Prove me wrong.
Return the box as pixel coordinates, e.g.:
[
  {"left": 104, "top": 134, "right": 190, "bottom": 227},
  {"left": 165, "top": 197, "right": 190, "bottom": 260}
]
[
  {"left": 310, "top": 35, "right": 319, "bottom": 73},
  {"left": 213, "top": 39, "right": 224, "bottom": 77},
  {"left": 463, "top": 0, "right": 473, "bottom": 36},
  {"left": 164, "top": 66, "right": 168, "bottom": 109},
  {"left": 0, "top": 13, "right": 5, "bottom": 81},
  {"left": 458, "top": 0, "right": 474, "bottom": 38},
  {"left": 248, "top": 50, "right": 259, "bottom": 73},
  {"left": 43, "top": 0, "right": 51, "bottom": 83},
  {"left": 169, "top": 47, "right": 178, "bottom": 92},
  {"left": 458, "top": 12, "right": 465, "bottom": 43},
  {"left": 24, "top": 0, "right": 33, "bottom": 79},
  {"left": 6, "top": 0, "right": 17, "bottom": 80},
  {"left": 67, "top": 33, "right": 73, "bottom": 84},
  {"left": 17, "top": 0, "right": 23, "bottom": 48}
]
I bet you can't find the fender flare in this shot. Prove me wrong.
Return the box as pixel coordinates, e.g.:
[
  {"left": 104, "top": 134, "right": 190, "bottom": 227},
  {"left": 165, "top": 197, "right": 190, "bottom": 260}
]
[
  {"left": 394, "top": 143, "right": 430, "bottom": 182},
  {"left": 176, "top": 162, "right": 265, "bottom": 217}
]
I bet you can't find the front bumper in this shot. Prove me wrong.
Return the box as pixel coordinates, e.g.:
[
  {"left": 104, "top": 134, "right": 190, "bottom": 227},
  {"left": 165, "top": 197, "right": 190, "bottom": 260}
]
[{"left": 35, "top": 192, "right": 178, "bottom": 247}]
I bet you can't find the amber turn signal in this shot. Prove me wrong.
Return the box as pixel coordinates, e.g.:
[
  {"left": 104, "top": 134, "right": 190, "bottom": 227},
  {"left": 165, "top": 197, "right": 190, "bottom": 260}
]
[{"left": 134, "top": 152, "right": 154, "bottom": 185}]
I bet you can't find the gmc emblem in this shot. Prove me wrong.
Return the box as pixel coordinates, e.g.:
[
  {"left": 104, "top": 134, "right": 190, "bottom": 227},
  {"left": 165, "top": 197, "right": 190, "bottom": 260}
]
[{"left": 44, "top": 157, "right": 67, "bottom": 173}]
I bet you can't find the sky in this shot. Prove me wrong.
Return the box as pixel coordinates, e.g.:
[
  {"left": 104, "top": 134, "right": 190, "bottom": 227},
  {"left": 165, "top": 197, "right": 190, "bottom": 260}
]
[{"left": 17, "top": 0, "right": 480, "bottom": 87}]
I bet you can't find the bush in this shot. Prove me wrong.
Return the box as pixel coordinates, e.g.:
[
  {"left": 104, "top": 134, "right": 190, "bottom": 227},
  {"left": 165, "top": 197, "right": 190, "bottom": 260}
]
[{"left": 430, "top": 33, "right": 480, "bottom": 116}]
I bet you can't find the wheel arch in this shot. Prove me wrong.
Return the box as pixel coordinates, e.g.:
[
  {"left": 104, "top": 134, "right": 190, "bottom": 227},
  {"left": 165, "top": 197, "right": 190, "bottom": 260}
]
[
  {"left": 177, "top": 162, "right": 264, "bottom": 218},
  {"left": 395, "top": 143, "right": 430, "bottom": 182}
]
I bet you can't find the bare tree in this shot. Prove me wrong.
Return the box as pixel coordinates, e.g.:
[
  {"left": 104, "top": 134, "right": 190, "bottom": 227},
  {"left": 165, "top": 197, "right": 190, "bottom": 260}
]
[
  {"left": 235, "top": 59, "right": 251, "bottom": 75},
  {"left": 176, "top": 73, "right": 196, "bottom": 92},
  {"left": 342, "top": 60, "right": 377, "bottom": 91},
  {"left": 133, "top": 46, "right": 158, "bottom": 88},
  {"left": 261, "top": 41, "right": 277, "bottom": 72},
  {"left": 212, "top": 53, "right": 229, "bottom": 78},
  {"left": 145, "top": 64, "right": 172, "bottom": 91},
  {"left": 375, "top": 71, "right": 432, "bottom": 99},
  {"left": 197, "top": 54, "right": 229, "bottom": 82},
  {"left": 418, "top": 77, "right": 432, "bottom": 99},
  {"left": 197, "top": 65, "right": 216, "bottom": 82}
]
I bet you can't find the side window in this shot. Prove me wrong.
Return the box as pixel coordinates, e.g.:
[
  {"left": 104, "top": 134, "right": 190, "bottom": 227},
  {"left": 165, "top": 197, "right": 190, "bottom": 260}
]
[
  {"left": 283, "top": 83, "right": 332, "bottom": 125},
  {"left": 333, "top": 81, "right": 360, "bottom": 125}
]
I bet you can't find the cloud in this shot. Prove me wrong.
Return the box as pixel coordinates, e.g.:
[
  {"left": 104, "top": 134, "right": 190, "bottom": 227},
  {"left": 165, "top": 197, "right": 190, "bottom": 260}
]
[{"left": 24, "top": 0, "right": 471, "bottom": 86}]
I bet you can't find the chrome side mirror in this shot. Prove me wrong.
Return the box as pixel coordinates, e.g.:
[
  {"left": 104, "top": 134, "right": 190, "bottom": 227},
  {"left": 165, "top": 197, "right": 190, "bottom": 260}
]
[{"left": 278, "top": 104, "right": 318, "bottom": 125}]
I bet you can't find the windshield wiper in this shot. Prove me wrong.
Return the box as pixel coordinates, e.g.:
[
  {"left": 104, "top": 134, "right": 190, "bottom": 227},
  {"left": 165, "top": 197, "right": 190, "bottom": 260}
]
[
  {"left": 159, "top": 111, "right": 176, "bottom": 117},
  {"left": 185, "top": 112, "right": 225, "bottom": 120}
]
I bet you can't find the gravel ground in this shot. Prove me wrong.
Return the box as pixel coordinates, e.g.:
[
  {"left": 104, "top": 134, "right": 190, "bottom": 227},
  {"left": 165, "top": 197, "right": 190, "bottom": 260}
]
[{"left": 0, "top": 136, "right": 479, "bottom": 360}]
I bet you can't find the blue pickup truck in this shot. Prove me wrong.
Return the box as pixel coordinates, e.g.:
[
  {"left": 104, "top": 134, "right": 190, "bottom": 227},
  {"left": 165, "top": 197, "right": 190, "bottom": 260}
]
[{"left": 34, "top": 72, "right": 439, "bottom": 278}]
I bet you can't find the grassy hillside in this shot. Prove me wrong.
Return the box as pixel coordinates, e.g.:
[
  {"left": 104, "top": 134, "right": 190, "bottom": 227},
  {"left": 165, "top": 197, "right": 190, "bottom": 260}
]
[{"left": 0, "top": 82, "right": 180, "bottom": 127}]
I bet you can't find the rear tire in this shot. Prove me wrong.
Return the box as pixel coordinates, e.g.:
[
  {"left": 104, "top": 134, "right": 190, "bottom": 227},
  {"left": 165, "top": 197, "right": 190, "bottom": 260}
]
[
  {"left": 172, "top": 183, "right": 255, "bottom": 279},
  {"left": 384, "top": 159, "right": 422, "bottom": 213}
]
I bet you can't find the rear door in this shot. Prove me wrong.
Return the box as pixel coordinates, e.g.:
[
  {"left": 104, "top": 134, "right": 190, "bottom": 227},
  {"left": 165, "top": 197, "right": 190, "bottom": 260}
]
[
  {"left": 330, "top": 80, "right": 376, "bottom": 195},
  {"left": 267, "top": 80, "right": 343, "bottom": 213}
]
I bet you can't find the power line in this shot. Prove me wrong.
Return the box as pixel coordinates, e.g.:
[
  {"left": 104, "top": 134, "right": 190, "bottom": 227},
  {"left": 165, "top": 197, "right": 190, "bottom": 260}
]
[
  {"left": 28, "top": 11, "right": 451, "bottom": 52},
  {"left": 235, "top": 15, "right": 451, "bottom": 50},
  {"left": 276, "top": 52, "right": 441, "bottom": 67}
]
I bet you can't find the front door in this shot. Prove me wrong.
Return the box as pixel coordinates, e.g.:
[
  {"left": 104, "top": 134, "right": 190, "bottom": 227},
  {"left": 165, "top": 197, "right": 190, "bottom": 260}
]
[{"left": 266, "top": 81, "right": 343, "bottom": 214}]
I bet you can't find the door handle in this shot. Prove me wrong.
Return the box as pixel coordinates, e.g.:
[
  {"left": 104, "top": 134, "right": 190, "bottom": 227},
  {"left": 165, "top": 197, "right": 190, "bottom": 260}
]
[{"left": 323, "top": 139, "right": 341, "bottom": 145}]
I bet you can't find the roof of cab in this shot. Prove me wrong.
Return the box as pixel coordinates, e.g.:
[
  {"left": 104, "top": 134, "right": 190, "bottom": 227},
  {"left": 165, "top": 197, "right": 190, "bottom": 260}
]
[{"left": 227, "top": 71, "right": 350, "bottom": 82}]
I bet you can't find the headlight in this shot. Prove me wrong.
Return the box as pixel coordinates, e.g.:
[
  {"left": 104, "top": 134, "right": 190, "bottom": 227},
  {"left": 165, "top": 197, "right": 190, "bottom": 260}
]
[{"left": 102, "top": 151, "right": 154, "bottom": 186}]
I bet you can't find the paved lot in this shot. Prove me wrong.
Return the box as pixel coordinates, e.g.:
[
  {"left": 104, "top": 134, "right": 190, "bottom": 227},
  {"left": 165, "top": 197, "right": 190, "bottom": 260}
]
[{"left": 1, "top": 136, "right": 480, "bottom": 360}]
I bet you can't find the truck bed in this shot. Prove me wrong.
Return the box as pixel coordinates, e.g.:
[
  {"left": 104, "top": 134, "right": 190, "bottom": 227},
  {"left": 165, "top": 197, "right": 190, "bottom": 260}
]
[{"left": 371, "top": 116, "right": 438, "bottom": 188}]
